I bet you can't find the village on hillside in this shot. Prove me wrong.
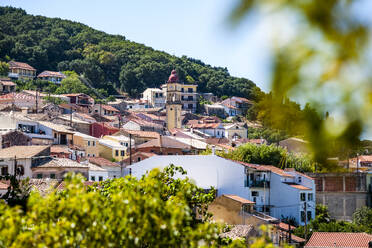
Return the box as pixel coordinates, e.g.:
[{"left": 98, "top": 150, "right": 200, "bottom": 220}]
[{"left": 0, "top": 59, "right": 371, "bottom": 246}]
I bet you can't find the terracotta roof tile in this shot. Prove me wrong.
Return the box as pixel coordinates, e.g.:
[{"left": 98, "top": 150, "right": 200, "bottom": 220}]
[
  {"left": 0, "top": 145, "right": 49, "bottom": 159},
  {"left": 50, "top": 145, "right": 71, "bottom": 154},
  {"left": 190, "top": 123, "right": 222, "bottom": 129},
  {"left": 305, "top": 232, "right": 372, "bottom": 248},
  {"left": 223, "top": 194, "right": 255, "bottom": 204},
  {"left": 88, "top": 157, "right": 120, "bottom": 167},
  {"left": 119, "top": 129, "right": 160, "bottom": 139},
  {"left": 0, "top": 78, "right": 16, "bottom": 86},
  {"left": 37, "top": 71, "right": 66, "bottom": 78},
  {"left": 136, "top": 136, "right": 190, "bottom": 149},
  {"left": 8, "top": 61, "right": 36, "bottom": 71},
  {"left": 288, "top": 184, "right": 312, "bottom": 190},
  {"left": 101, "top": 104, "right": 119, "bottom": 112}
]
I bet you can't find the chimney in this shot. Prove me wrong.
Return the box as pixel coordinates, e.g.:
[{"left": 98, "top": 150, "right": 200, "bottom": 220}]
[{"left": 211, "top": 145, "right": 216, "bottom": 155}]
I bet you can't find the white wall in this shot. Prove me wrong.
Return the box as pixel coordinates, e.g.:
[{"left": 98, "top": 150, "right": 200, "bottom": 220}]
[
  {"left": 127, "top": 155, "right": 250, "bottom": 199},
  {"left": 122, "top": 121, "right": 140, "bottom": 131},
  {"left": 89, "top": 170, "right": 109, "bottom": 182}
]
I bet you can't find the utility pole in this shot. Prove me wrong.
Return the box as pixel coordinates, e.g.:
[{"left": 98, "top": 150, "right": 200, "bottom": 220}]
[
  {"left": 129, "top": 133, "right": 132, "bottom": 165},
  {"left": 70, "top": 106, "right": 73, "bottom": 127},
  {"left": 304, "top": 200, "right": 308, "bottom": 240},
  {"left": 35, "top": 89, "right": 38, "bottom": 113},
  {"left": 13, "top": 155, "right": 17, "bottom": 177}
]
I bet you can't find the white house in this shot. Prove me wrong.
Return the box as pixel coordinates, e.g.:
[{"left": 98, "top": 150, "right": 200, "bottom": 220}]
[
  {"left": 126, "top": 155, "right": 315, "bottom": 226},
  {"left": 84, "top": 161, "right": 109, "bottom": 182},
  {"left": 224, "top": 123, "right": 248, "bottom": 140},
  {"left": 88, "top": 157, "right": 122, "bottom": 179},
  {"left": 189, "top": 122, "right": 225, "bottom": 138},
  {"left": 142, "top": 88, "right": 166, "bottom": 108}
]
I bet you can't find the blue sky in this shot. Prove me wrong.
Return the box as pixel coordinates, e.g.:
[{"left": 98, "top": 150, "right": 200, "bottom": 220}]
[{"left": 0, "top": 0, "right": 272, "bottom": 91}]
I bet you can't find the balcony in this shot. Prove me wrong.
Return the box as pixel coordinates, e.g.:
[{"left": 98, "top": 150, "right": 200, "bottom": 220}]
[{"left": 245, "top": 180, "right": 270, "bottom": 188}]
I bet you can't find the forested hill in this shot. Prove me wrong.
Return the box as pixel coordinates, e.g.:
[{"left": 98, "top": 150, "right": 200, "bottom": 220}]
[{"left": 0, "top": 6, "right": 262, "bottom": 98}]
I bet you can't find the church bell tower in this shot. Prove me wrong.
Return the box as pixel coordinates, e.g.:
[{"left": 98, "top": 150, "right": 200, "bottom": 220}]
[{"left": 166, "top": 70, "right": 182, "bottom": 130}]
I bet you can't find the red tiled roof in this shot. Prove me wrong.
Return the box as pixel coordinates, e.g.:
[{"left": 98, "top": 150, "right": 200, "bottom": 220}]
[
  {"left": 125, "top": 117, "right": 163, "bottom": 129},
  {"left": 305, "top": 232, "right": 372, "bottom": 248},
  {"left": 284, "top": 168, "right": 314, "bottom": 180},
  {"left": 204, "top": 138, "right": 230, "bottom": 145},
  {"left": 101, "top": 104, "right": 119, "bottom": 112},
  {"left": 37, "top": 71, "right": 66, "bottom": 78},
  {"left": 190, "top": 123, "right": 222, "bottom": 129},
  {"left": 288, "top": 184, "right": 312, "bottom": 190},
  {"left": 120, "top": 151, "right": 156, "bottom": 164},
  {"left": 221, "top": 102, "right": 238, "bottom": 109},
  {"left": 137, "top": 136, "right": 190, "bottom": 149},
  {"left": 118, "top": 129, "right": 160, "bottom": 139},
  {"left": 0, "top": 92, "right": 36, "bottom": 102},
  {"left": 223, "top": 194, "right": 255, "bottom": 204},
  {"left": 232, "top": 96, "right": 254, "bottom": 104},
  {"left": 8, "top": 61, "right": 36, "bottom": 71},
  {"left": 51, "top": 146, "right": 71, "bottom": 154},
  {"left": 235, "top": 161, "right": 295, "bottom": 178},
  {"left": 0, "top": 78, "right": 16, "bottom": 86},
  {"left": 275, "top": 222, "right": 296, "bottom": 232},
  {"left": 88, "top": 157, "right": 120, "bottom": 167}
]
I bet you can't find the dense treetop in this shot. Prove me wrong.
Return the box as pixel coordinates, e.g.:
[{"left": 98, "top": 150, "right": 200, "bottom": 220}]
[{"left": 0, "top": 6, "right": 261, "bottom": 99}]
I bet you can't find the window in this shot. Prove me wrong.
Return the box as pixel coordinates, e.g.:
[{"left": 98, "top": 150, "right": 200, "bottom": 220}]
[
  {"left": 121, "top": 150, "right": 125, "bottom": 156},
  {"left": 37, "top": 174, "right": 43, "bottom": 179},
  {"left": 298, "top": 176, "right": 302, "bottom": 183},
  {"left": 301, "top": 211, "right": 306, "bottom": 222},
  {"left": 115, "top": 150, "right": 119, "bottom": 156},
  {"left": 137, "top": 157, "right": 141, "bottom": 162},
  {"left": 91, "top": 176, "right": 95, "bottom": 181},
  {"left": 168, "top": 153, "right": 173, "bottom": 155},
  {"left": 251, "top": 191, "right": 259, "bottom": 197},
  {"left": 92, "top": 154, "right": 95, "bottom": 157},
  {"left": 99, "top": 176, "right": 103, "bottom": 181},
  {"left": 50, "top": 173, "right": 56, "bottom": 179},
  {"left": 1, "top": 166, "right": 8, "bottom": 175},
  {"left": 113, "top": 175, "right": 116, "bottom": 178},
  {"left": 54, "top": 133, "right": 57, "bottom": 139},
  {"left": 188, "top": 104, "right": 193, "bottom": 109},
  {"left": 217, "top": 131, "right": 220, "bottom": 135},
  {"left": 92, "top": 141, "right": 95, "bottom": 146},
  {"left": 16, "top": 165, "right": 24, "bottom": 176},
  {"left": 188, "top": 88, "right": 193, "bottom": 93},
  {"left": 87, "top": 154, "right": 90, "bottom": 157},
  {"left": 300, "top": 193, "right": 306, "bottom": 201},
  {"left": 88, "top": 141, "right": 91, "bottom": 146},
  {"left": 307, "top": 211, "right": 312, "bottom": 221},
  {"left": 308, "top": 193, "right": 313, "bottom": 201}
]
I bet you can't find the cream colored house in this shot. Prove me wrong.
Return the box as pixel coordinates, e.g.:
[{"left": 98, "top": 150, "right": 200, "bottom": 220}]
[
  {"left": 0, "top": 145, "right": 50, "bottom": 178},
  {"left": 98, "top": 135, "right": 134, "bottom": 162},
  {"left": 73, "top": 132, "right": 99, "bottom": 158},
  {"left": 142, "top": 88, "right": 165, "bottom": 108},
  {"left": 224, "top": 123, "right": 248, "bottom": 140}
]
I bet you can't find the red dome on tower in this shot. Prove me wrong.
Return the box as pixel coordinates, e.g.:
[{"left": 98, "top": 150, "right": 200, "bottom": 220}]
[{"left": 167, "top": 69, "right": 179, "bottom": 83}]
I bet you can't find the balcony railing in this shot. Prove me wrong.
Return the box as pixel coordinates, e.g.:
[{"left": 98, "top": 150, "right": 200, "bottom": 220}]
[{"left": 245, "top": 180, "right": 270, "bottom": 188}]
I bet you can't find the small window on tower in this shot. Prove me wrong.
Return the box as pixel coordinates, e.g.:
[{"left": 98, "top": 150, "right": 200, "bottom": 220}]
[{"left": 170, "top": 108, "right": 173, "bottom": 110}]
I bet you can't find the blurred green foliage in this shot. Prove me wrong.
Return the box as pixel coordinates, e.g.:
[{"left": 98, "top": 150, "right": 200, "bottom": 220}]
[
  {"left": 0, "top": 165, "right": 252, "bottom": 247},
  {"left": 229, "top": 0, "right": 372, "bottom": 168},
  {"left": 0, "top": 61, "right": 9, "bottom": 76},
  {"left": 215, "top": 143, "right": 316, "bottom": 172}
]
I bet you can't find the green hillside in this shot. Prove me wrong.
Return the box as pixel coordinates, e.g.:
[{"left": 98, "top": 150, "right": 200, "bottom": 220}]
[{"left": 0, "top": 6, "right": 262, "bottom": 99}]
